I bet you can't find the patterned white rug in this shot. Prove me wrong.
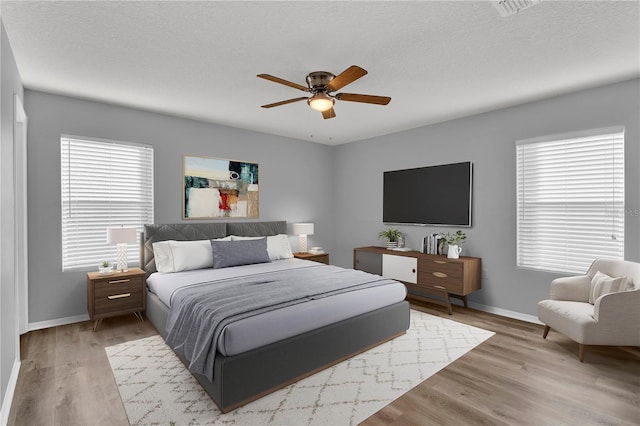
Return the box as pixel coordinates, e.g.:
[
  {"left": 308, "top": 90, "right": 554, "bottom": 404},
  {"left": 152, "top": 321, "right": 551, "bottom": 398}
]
[{"left": 106, "top": 310, "right": 494, "bottom": 425}]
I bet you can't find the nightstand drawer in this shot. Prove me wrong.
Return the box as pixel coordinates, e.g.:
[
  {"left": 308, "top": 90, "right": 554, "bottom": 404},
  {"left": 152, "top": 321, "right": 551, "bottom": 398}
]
[
  {"left": 93, "top": 275, "right": 143, "bottom": 288},
  {"left": 94, "top": 288, "right": 144, "bottom": 315},
  {"left": 94, "top": 276, "right": 143, "bottom": 296}
]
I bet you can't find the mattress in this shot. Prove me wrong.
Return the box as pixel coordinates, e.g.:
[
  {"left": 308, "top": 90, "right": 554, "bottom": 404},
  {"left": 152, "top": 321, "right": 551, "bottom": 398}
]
[{"left": 147, "top": 258, "right": 407, "bottom": 356}]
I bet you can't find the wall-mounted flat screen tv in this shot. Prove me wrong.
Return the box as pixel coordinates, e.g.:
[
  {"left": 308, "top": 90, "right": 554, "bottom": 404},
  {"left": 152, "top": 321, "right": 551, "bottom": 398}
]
[{"left": 383, "top": 161, "right": 473, "bottom": 227}]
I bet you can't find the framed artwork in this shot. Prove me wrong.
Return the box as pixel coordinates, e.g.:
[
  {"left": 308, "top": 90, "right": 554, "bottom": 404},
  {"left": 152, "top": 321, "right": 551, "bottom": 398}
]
[{"left": 183, "top": 155, "right": 259, "bottom": 219}]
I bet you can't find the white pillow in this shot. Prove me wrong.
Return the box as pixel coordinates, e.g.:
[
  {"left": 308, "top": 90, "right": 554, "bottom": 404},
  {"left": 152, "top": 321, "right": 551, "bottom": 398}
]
[
  {"left": 589, "top": 271, "right": 628, "bottom": 304},
  {"left": 169, "top": 240, "right": 215, "bottom": 272},
  {"left": 266, "top": 234, "right": 295, "bottom": 260},
  {"left": 230, "top": 234, "right": 294, "bottom": 260},
  {"left": 152, "top": 240, "right": 175, "bottom": 273},
  {"left": 153, "top": 237, "right": 231, "bottom": 273}
]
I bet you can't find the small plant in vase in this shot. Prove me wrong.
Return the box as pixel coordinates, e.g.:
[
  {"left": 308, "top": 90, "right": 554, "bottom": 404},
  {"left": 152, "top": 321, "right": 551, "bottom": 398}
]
[
  {"left": 378, "top": 227, "right": 404, "bottom": 249},
  {"left": 99, "top": 260, "right": 113, "bottom": 275},
  {"left": 441, "top": 230, "right": 466, "bottom": 259}
]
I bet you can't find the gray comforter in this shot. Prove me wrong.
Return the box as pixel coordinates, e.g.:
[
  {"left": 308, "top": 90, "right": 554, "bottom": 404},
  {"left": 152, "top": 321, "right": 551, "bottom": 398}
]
[{"left": 165, "top": 264, "right": 398, "bottom": 381}]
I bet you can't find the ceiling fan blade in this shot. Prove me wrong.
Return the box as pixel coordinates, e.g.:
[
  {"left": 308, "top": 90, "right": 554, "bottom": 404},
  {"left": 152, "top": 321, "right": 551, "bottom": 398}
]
[
  {"left": 257, "top": 74, "right": 309, "bottom": 92},
  {"left": 261, "top": 97, "right": 308, "bottom": 108},
  {"left": 335, "top": 93, "right": 391, "bottom": 105},
  {"left": 326, "top": 65, "right": 368, "bottom": 92},
  {"left": 322, "top": 108, "right": 336, "bottom": 119}
]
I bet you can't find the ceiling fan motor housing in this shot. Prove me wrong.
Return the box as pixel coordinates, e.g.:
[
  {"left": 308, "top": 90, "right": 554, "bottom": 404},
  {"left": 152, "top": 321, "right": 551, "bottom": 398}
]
[{"left": 306, "top": 71, "right": 335, "bottom": 91}]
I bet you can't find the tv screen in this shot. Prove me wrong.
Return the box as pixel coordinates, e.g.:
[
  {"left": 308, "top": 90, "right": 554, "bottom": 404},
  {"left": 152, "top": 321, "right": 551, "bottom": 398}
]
[{"left": 383, "top": 161, "right": 472, "bottom": 226}]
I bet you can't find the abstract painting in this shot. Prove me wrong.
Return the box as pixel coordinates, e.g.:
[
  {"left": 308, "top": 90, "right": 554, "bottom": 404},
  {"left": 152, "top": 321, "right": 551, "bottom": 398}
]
[{"left": 183, "top": 155, "right": 259, "bottom": 219}]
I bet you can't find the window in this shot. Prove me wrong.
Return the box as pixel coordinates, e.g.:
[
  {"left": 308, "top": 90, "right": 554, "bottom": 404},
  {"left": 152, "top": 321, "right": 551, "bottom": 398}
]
[
  {"left": 61, "top": 136, "right": 154, "bottom": 271},
  {"left": 516, "top": 128, "right": 624, "bottom": 274}
]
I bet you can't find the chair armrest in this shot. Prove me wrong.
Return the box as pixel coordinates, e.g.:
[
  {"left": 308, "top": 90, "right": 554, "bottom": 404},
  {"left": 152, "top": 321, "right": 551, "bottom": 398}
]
[
  {"left": 549, "top": 275, "right": 591, "bottom": 302},
  {"left": 594, "top": 289, "right": 640, "bottom": 326}
]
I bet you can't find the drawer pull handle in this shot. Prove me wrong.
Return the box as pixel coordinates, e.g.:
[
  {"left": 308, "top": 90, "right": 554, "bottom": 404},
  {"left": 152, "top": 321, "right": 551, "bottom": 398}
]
[
  {"left": 108, "top": 293, "right": 131, "bottom": 300},
  {"left": 434, "top": 285, "right": 446, "bottom": 290},
  {"left": 433, "top": 272, "right": 448, "bottom": 278},
  {"left": 433, "top": 260, "right": 447, "bottom": 264},
  {"left": 109, "top": 279, "right": 130, "bottom": 284}
]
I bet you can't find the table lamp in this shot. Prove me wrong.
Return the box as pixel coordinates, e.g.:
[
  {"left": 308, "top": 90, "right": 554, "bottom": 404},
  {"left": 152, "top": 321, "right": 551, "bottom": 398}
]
[
  {"left": 292, "top": 223, "right": 314, "bottom": 253},
  {"left": 107, "top": 227, "right": 137, "bottom": 272}
]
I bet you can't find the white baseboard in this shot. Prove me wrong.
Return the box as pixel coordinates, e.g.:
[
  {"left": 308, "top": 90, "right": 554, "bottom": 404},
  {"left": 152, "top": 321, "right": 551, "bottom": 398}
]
[
  {"left": 467, "top": 301, "right": 543, "bottom": 325},
  {"left": 28, "top": 313, "right": 89, "bottom": 332},
  {"left": 0, "top": 358, "right": 21, "bottom": 426}
]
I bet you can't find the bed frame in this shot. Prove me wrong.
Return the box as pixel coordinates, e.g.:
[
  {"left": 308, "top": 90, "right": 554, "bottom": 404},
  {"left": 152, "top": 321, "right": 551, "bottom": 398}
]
[{"left": 141, "top": 221, "right": 410, "bottom": 413}]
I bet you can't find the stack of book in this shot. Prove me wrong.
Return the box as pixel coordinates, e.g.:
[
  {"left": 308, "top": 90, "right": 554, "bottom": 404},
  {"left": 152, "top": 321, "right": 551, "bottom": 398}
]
[{"left": 422, "top": 234, "right": 443, "bottom": 255}]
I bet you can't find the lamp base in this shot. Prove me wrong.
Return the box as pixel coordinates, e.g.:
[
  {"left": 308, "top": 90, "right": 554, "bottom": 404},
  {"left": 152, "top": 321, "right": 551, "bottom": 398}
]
[
  {"left": 115, "top": 243, "right": 129, "bottom": 272},
  {"left": 298, "top": 235, "right": 308, "bottom": 253}
]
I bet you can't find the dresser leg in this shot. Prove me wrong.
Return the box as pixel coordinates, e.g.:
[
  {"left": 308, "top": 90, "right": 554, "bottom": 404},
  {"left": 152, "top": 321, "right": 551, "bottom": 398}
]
[
  {"left": 444, "top": 292, "right": 453, "bottom": 315},
  {"left": 133, "top": 312, "right": 144, "bottom": 322},
  {"left": 92, "top": 318, "right": 102, "bottom": 332}
]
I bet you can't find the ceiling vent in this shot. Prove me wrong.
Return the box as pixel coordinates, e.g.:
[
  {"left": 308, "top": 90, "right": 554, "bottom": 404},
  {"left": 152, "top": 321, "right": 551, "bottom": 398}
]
[{"left": 493, "top": 0, "right": 540, "bottom": 17}]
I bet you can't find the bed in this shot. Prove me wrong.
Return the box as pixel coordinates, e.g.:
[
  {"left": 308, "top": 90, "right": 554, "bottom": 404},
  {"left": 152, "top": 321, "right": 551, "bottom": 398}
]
[{"left": 141, "top": 221, "right": 410, "bottom": 413}]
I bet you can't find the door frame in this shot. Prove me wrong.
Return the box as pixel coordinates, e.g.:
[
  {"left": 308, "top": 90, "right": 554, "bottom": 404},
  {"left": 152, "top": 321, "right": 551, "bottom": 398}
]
[{"left": 14, "top": 94, "right": 28, "bottom": 335}]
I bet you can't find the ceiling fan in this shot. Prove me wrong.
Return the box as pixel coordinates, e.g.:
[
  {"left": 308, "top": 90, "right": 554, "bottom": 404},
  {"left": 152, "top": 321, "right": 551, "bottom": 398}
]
[{"left": 257, "top": 65, "right": 391, "bottom": 119}]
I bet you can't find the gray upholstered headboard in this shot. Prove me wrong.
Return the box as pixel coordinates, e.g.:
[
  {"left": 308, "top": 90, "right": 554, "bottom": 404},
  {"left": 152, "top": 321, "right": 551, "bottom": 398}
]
[{"left": 141, "top": 221, "right": 287, "bottom": 275}]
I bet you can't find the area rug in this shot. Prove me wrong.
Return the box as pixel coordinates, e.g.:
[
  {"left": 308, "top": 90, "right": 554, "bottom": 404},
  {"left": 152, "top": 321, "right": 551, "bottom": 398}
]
[{"left": 106, "top": 310, "right": 494, "bottom": 425}]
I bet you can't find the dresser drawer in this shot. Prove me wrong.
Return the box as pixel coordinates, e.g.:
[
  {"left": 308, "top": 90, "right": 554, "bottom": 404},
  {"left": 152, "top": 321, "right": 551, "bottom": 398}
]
[
  {"left": 418, "top": 258, "right": 463, "bottom": 278},
  {"left": 418, "top": 258, "right": 464, "bottom": 293}
]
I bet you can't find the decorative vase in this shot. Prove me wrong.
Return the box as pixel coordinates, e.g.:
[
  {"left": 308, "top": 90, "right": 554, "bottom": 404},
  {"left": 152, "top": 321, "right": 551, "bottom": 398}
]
[
  {"left": 386, "top": 240, "right": 398, "bottom": 249},
  {"left": 447, "top": 245, "right": 462, "bottom": 259},
  {"left": 98, "top": 265, "right": 113, "bottom": 275}
]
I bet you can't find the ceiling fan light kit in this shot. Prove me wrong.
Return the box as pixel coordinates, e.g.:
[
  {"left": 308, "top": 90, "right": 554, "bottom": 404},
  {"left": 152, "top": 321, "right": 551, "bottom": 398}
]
[
  {"left": 258, "top": 65, "right": 391, "bottom": 119},
  {"left": 308, "top": 92, "right": 334, "bottom": 112}
]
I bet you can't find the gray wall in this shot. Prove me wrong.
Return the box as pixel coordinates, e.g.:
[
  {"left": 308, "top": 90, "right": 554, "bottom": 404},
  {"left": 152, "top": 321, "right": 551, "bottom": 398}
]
[
  {"left": 332, "top": 78, "right": 640, "bottom": 317},
  {"left": 0, "top": 20, "right": 24, "bottom": 414},
  {"left": 23, "top": 78, "right": 640, "bottom": 324},
  {"left": 24, "top": 90, "right": 335, "bottom": 323}
]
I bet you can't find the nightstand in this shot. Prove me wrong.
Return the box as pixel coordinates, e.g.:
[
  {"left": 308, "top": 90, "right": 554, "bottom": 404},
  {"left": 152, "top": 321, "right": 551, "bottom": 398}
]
[
  {"left": 87, "top": 267, "right": 146, "bottom": 331},
  {"left": 293, "top": 252, "right": 330, "bottom": 265}
]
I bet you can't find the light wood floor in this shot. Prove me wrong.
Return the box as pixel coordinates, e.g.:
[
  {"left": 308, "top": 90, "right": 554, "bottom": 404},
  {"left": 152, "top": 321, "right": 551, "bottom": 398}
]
[{"left": 8, "top": 301, "right": 640, "bottom": 426}]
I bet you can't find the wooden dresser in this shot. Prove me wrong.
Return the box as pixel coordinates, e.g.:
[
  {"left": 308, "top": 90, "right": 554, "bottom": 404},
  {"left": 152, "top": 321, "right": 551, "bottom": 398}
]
[
  {"left": 354, "top": 246, "right": 481, "bottom": 314},
  {"left": 87, "top": 267, "right": 146, "bottom": 331}
]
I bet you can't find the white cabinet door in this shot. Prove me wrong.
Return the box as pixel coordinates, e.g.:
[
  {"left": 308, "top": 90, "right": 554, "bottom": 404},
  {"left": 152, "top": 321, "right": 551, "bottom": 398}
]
[{"left": 382, "top": 254, "right": 417, "bottom": 284}]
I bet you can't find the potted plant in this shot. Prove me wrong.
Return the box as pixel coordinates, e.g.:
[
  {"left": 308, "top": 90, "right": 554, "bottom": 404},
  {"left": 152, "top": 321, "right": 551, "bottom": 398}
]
[
  {"left": 98, "top": 260, "right": 113, "bottom": 275},
  {"left": 441, "top": 230, "right": 466, "bottom": 259},
  {"left": 378, "top": 227, "right": 404, "bottom": 249}
]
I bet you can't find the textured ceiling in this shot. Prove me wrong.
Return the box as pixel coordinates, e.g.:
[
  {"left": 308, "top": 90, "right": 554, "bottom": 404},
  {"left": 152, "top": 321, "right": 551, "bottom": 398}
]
[{"left": 1, "top": 1, "right": 638, "bottom": 145}]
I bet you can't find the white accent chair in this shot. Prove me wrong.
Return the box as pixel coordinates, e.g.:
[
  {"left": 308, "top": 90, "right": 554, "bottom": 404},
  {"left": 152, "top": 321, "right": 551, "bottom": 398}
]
[{"left": 537, "top": 259, "right": 640, "bottom": 362}]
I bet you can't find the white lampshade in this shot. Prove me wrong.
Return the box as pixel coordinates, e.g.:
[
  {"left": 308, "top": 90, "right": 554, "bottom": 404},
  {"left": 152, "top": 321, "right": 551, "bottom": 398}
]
[
  {"left": 107, "top": 227, "right": 137, "bottom": 272},
  {"left": 292, "top": 223, "right": 314, "bottom": 236},
  {"left": 106, "top": 227, "right": 137, "bottom": 244},
  {"left": 292, "top": 223, "right": 314, "bottom": 253}
]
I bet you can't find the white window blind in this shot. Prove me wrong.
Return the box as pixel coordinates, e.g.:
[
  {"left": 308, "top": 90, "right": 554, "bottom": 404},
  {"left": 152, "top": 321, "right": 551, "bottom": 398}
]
[
  {"left": 61, "top": 136, "right": 154, "bottom": 271},
  {"left": 516, "top": 128, "right": 624, "bottom": 274}
]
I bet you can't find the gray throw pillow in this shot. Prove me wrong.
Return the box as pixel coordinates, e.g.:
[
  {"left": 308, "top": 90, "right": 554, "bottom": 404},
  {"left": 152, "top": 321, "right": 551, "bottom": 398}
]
[{"left": 210, "top": 238, "right": 270, "bottom": 269}]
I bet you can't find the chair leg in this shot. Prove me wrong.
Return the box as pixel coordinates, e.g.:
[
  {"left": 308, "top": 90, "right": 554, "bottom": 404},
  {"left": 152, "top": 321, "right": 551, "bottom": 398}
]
[
  {"left": 542, "top": 325, "right": 550, "bottom": 339},
  {"left": 578, "top": 344, "right": 586, "bottom": 362}
]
